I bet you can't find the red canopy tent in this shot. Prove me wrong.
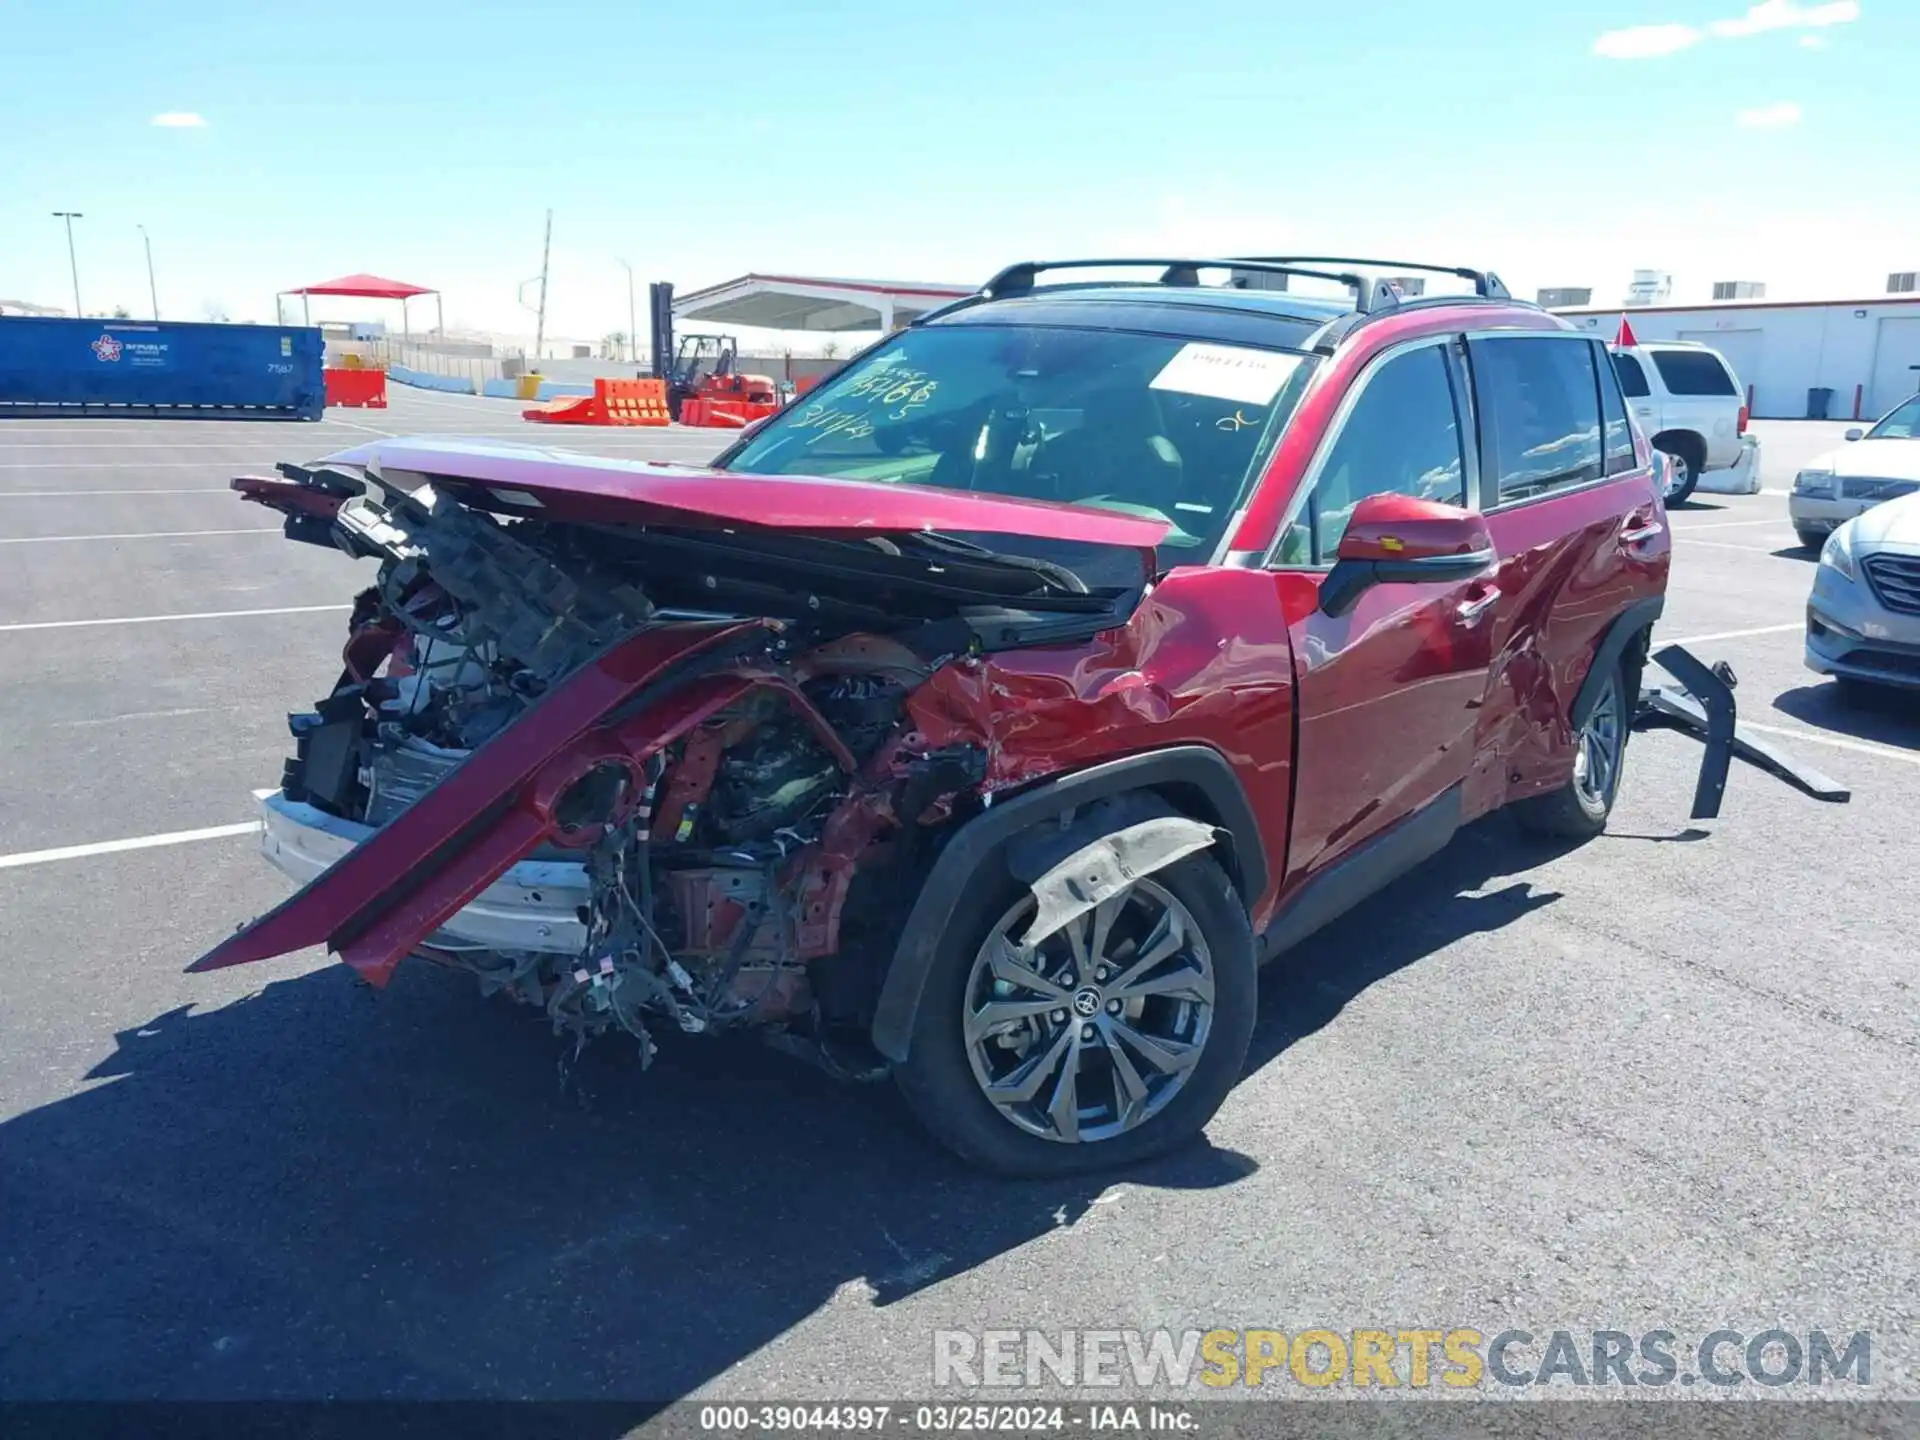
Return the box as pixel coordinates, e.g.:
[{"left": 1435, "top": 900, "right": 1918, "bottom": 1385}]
[{"left": 280, "top": 273, "right": 442, "bottom": 338}]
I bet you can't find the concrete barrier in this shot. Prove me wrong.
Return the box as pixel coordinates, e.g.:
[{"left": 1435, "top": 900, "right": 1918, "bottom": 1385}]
[
  {"left": 388, "top": 364, "right": 477, "bottom": 395},
  {"left": 1697, "top": 434, "right": 1762, "bottom": 496},
  {"left": 481, "top": 377, "right": 520, "bottom": 399}
]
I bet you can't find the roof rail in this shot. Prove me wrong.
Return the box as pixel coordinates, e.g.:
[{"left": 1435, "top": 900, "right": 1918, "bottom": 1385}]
[
  {"left": 974, "top": 257, "right": 1396, "bottom": 313},
  {"left": 1231, "top": 256, "right": 1510, "bottom": 300}
]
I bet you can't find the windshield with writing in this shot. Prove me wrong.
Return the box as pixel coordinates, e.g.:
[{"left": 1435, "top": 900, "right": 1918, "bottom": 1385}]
[{"left": 722, "top": 322, "right": 1318, "bottom": 562}]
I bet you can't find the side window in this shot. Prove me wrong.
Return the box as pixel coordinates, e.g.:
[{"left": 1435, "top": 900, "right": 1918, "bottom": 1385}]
[
  {"left": 1274, "top": 343, "right": 1465, "bottom": 567},
  {"left": 1611, "top": 351, "right": 1651, "bottom": 398},
  {"left": 1469, "top": 336, "right": 1604, "bottom": 504},
  {"left": 1593, "top": 340, "right": 1637, "bottom": 475},
  {"left": 1649, "top": 348, "right": 1740, "bottom": 396}
]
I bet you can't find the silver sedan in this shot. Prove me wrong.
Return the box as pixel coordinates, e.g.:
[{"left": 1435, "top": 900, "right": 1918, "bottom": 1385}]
[{"left": 1806, "top": 489, "right": 1920, "bottom": 695}]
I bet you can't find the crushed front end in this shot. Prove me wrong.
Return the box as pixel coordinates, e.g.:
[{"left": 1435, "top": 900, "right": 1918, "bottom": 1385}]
[{"left": 195, "top": 445, "right": 1161, "bottom": 1072}]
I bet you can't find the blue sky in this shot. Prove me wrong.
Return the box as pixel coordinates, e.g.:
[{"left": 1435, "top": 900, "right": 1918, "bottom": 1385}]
[{"left": 3, "top": 0, "right": 1911, "bottom": 346}]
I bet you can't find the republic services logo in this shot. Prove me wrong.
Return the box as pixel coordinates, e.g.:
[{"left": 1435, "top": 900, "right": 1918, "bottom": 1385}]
[{"left": 91, "top": 333, "right": 124, "bottom": 362}]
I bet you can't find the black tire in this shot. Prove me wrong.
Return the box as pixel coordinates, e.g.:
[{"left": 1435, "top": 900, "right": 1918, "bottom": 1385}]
[
  {"left": 1795, "top": 527, "right": 1827, "bottom": 553},
  {"left": 894, "top": 849, "right": 1256, "bottom": 1178},
  {"left": 1656, "top": 443, "right": 1701, "bottom": 506},
  {"left": 1512, "top": 656, "right": 1632, "bottom": 840}
]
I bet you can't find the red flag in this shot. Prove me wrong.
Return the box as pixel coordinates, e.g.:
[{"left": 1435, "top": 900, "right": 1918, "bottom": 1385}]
[{"left": 1615, "top": 315, "right": 1639, "bottom": 347}]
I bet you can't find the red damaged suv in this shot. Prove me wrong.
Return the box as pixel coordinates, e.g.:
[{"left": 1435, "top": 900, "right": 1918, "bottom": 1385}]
[{"left": 197, "top": 257, "right": 1845, "bottom": 1176}]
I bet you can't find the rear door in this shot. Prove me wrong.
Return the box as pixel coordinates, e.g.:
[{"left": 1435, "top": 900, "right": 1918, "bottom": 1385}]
[
  {"left": 1466, "top": 333, "right": 1668, "bottom": 810},
  {"left": 1265, "top": 335, "right": 1498, "bottom": 883}
]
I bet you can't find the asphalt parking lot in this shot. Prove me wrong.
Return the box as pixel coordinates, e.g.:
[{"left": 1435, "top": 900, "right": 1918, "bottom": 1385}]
[{"left": 2, "top": 396, "right": 1916, "bottom": 1407}]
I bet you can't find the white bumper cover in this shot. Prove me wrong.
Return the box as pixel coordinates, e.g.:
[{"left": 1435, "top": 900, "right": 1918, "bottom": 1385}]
[{"left": 256, "top": 791, "right": 590, "bottom": 955}]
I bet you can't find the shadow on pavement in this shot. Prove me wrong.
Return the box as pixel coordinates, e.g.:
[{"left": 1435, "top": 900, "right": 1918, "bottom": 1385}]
[
  {"left": 1774, "top": 681, "right": 1920, "bottom": 748},
  {"left": 0, "top": 815, "right": 1666, "bottom": 1405},
  {"left": 1244, "top": 816, "right": 1573, "bottom": 1069},
  {"left": 0, "top": 952, "right": 1254, "bottom": 1404}
]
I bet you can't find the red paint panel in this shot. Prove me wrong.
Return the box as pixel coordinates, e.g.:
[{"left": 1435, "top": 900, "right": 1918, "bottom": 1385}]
[
  {"left": 1474, "top": 471, "right": 1669, "bottom": 810},
  {"left": 1278, "top": 568, "right": 1495, "bottom": 882},
  {"left": 908, "top": 565, "right": 1297, "bottom": 927}
]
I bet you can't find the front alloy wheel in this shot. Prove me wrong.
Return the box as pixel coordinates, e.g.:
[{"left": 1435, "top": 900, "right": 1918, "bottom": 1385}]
[
  {"left": 895, "top": 850, "right": 1256, "bottom": 1176},
  {"left": 963, "top": 881, "right": 1213, "bottom": 1145}
]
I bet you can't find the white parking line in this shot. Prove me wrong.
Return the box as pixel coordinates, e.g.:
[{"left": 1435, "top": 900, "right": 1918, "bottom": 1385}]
[
  {"left": 0, "top": 822, "right": 261, "bottom": 872},
  {"left": 0, "top": 528, "right": 279, "bottom": 545},
  {"left": 0, "top": 488, "right": 232, "bottom": 496},
  {"left": 1677, "top": 538, "right": 1788, "bottom": 553},
  {"left": 1738, "top": 720, "right": 1920, "bottom": 769},
  {"left": 1672, "top": 518, "right": 1791, "bottom": 532},
  {"left": 1661, "top": 622, "right": 1802, "bottom": 646},
  {"left": 0, "top": 603, "right": 349, "bottom": 634},
  {"left": 0, "top": 462, "right": 277, "bottom": 470}
]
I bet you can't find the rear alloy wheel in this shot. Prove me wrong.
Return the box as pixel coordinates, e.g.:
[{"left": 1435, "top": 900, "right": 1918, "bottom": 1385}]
[
  {"left": 1657, "top": 445, "right": 1700, "bottom": 505},
  {"left": 895, "top": 852, "right": 1255, "bottom": 1177},
  {"left": 1513, "top": 661, "right": 1630, "bottom": 839}
]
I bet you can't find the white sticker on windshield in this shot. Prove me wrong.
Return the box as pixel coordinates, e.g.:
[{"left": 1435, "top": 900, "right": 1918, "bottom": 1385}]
[{"left": 1149, "top": 343, "right": 1301, "bottom": 406}]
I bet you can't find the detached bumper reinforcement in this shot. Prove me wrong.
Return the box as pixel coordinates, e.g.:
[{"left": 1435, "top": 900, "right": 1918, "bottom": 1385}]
[{"left": 1633, "top": 644, "right": 1852, "bottom": 820}]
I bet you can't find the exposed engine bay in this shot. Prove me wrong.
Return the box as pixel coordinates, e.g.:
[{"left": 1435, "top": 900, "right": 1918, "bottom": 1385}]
[{"left": 250, "top": 455, "right": 1145, "bottom": 1077}]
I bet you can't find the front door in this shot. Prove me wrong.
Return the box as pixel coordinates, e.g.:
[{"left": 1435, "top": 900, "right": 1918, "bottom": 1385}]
[{"left": 1267, "top": 335, "right": 1497, "bottom": 885}]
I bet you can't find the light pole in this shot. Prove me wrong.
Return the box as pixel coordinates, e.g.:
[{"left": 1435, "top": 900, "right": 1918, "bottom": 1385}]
[
  {"left": 617, "top": 258, "right": 637, "bottom": 366},
  {"left": 52, "top": 212, "right": 83, "bottom": 317},
  {"left": 137, "top": 224, "right": 159, "bottom": 320}
]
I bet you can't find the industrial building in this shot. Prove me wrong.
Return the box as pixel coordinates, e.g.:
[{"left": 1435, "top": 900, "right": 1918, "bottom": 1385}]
[{"left": 1552, "top": 288, "right": 1920, "bottom": 422}]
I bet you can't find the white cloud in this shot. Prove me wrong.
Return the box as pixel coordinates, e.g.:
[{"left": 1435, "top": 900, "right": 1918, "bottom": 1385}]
[
  {"left": 1595, "top": 0, "right": 1858, "bottom": 59},
  {"left": 1736, "top": 100, "right": 1805, "bottom": 127},
  {"left": 1592, "top": 23, "right": 1704, "bottom": 58},
  {"left": 1710, "top": 0, "right": 1860, "bottom": 38},
  {"left": 149, "top": 111, "right": 208, "bottom": 128}
]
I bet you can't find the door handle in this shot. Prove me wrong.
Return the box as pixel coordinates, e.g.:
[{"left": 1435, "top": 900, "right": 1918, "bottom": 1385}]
[
  {"left": 1457, "top": 586, "right": 1501, "bottom": 624},
  {"left": 1620, "top": 519, "right": 1665, "bottom": 546}
]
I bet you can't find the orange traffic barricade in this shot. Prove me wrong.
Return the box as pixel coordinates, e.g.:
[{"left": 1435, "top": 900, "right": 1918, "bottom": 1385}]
[
  {"left": 596, "top": 376, "right": 671, "bottom": 427},
  {"left": 523, "top": 376, "right": 669, "bottom": 426}
]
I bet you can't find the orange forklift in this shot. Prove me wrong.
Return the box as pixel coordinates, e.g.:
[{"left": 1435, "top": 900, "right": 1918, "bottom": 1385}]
[{"left": 648, "top": 282, "right": 779, "bottom": 425}]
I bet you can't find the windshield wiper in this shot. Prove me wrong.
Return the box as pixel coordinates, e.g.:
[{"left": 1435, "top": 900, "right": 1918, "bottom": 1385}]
[{"left": 891, "top": 530, "right": 1091, "bottom": 596}]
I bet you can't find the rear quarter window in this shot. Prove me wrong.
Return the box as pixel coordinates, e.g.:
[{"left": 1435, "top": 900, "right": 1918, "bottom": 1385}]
[{"left": 1649, "top": 349, "right": 1740, "bottom": 396}]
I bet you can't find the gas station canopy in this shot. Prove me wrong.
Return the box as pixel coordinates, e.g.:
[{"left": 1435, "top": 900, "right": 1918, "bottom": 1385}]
[{"left": 671, "top": 274, "right": 976, "bottom": 333}]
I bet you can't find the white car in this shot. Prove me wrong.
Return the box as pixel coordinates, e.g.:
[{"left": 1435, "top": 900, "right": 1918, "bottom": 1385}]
[
  {"left": 1607, "top": 341, "right": 1749, "bottom": 505},
  {"left": 1789, "top": 393, "right": 1920, "bottom": 551}
]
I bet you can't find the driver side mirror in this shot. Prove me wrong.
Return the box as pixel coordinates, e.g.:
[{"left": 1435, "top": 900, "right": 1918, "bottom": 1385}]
[
  {"left": 1319, "top": 492, "right": 1495, "bottom": 618},
  {"left": 1844, "top": 428, "right": 1864, "bottom": 442}
]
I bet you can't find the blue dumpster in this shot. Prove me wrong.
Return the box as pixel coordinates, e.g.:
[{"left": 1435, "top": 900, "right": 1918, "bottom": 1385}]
[{"left": 0, "top": 317, "right": 325, "bottom": 420}]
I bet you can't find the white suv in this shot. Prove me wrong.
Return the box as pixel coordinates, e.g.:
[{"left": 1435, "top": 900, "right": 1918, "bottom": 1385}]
[{"left": 1608, "top": 341, "right": 1748, "bottom": 504}]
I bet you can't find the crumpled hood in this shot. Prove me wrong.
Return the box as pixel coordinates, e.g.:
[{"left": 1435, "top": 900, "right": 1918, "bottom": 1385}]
[{"left": 316, "top": 436, "right": 1173, "bottom": 547}]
